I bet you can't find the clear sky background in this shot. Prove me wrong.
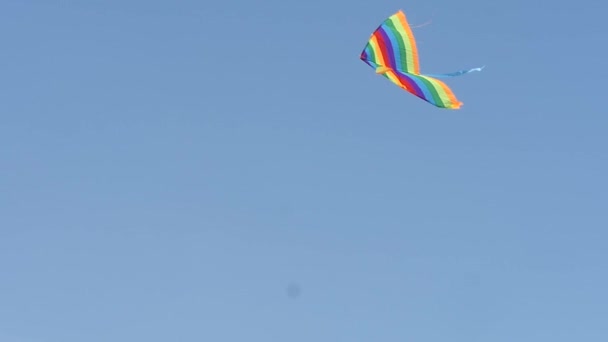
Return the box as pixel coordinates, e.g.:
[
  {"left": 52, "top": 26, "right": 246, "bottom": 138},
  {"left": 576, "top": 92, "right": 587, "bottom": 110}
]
[{"left": 1, "top": 0, "right": 607, "bottom": 341}]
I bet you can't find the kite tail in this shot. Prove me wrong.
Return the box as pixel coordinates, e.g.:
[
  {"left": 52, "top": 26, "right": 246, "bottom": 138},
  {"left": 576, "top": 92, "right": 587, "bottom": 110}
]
[{"left": 423, "top": 65, "right": 485, "bottom": 78}]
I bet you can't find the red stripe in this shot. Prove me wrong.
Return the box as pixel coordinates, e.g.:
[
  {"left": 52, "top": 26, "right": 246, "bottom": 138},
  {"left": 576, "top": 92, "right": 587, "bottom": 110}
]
[{"left": 372, "top": 31, "right": 391, "bottom": 68}]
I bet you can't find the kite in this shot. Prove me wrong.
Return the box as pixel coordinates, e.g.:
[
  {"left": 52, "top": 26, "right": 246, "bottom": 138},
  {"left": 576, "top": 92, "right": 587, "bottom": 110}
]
[{"left": 360, "top": 10, "right": 483, "bottom": 109}]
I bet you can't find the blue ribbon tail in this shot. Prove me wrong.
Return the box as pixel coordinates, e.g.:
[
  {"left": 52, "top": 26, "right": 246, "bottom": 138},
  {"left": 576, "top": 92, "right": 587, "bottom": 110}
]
[{"left": 423, "top": 65, "right": 485, "bottom": 78}]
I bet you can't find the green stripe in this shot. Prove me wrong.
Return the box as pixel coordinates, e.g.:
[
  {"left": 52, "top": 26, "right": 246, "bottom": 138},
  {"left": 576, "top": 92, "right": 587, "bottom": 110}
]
[
  {"left": 423, "top": 76, "right": 455, "bottom": 107},
  {"left": 366, "top": 43, "right": 378, "bottom": 66},
  {"left": 417, "top": 76, "right": 446, "bottom": 107},
  {"left": 388, "top": 16, "right": 415, "bottom": 73}
]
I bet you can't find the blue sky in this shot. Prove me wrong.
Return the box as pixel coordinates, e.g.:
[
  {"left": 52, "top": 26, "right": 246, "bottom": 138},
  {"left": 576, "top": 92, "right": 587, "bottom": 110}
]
[{"left": 1, "top": 0, "right": 607, "bottom": 341}]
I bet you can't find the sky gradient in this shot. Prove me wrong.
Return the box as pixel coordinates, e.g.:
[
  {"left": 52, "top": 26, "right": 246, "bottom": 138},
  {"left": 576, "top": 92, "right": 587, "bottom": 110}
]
[{"left": 1, "top": 1, "right": 607, "bottom": 341}]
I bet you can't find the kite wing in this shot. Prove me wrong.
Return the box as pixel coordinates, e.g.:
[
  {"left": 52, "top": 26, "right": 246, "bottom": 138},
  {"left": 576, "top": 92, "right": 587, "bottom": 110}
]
[
  {"left": 380, "top": 68, "right": 463, "bottom": 109},
  {"left": 360, "top": 10, "right": 482, "bottom": 109},
  {"left": 360, "top": 10, "right": 420, "bottom": 75}
]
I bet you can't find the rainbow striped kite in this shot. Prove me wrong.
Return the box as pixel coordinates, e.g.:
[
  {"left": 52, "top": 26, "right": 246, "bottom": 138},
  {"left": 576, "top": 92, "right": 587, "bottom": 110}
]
[{"left": 360, "top": 10, "right": 483, "bottom": 109}]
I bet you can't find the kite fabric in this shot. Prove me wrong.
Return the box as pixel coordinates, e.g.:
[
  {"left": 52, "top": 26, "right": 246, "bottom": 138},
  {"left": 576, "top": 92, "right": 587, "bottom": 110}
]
[{"left": 360, "top": 10, "right": 483, "bottom": 109}]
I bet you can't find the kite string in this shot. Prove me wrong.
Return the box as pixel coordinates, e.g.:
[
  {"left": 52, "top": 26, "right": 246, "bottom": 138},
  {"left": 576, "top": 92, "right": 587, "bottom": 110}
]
[
  {"left": 410, "top": 10, "right": 435, "bottom": 29},
  {"left": 410, "top": 19, "right": 432, "bottom": 28}
]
